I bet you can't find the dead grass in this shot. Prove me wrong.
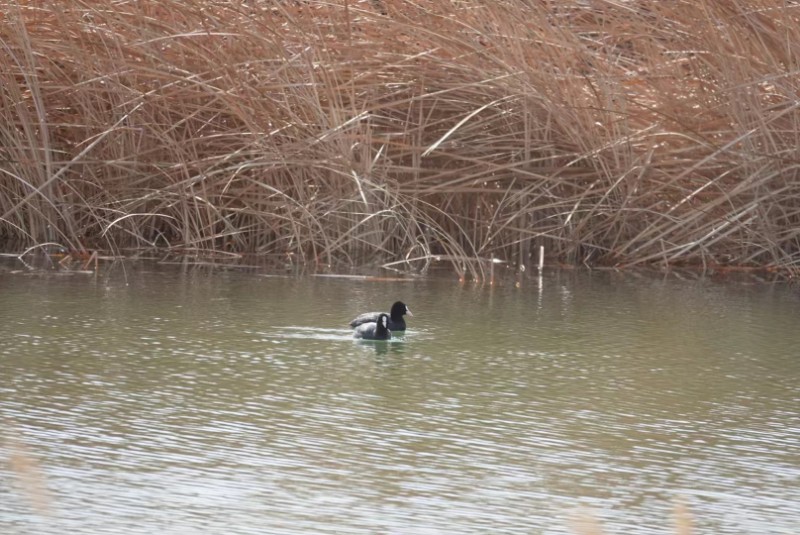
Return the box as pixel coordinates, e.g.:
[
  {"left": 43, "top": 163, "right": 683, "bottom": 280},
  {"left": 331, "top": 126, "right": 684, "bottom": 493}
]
[
  {"left": 4, "top": 424, "right": 52, "bottom": 515},
  {"left": 1, "top": 0, "right": 799, "bottom": 279},
  {"left": 570, "top": 499, "right": 694, "bottom": 535}
]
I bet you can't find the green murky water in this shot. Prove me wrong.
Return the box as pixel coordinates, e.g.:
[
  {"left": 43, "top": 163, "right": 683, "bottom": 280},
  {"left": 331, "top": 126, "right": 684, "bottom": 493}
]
[{"left": 1, "top": 264, "right": 798, "bottom": 534}]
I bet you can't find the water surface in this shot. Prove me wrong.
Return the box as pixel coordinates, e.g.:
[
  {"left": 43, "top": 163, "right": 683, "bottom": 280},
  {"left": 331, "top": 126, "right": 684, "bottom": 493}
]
[{"left": 1, "top": 265, "right": 798, "bottom": 534}]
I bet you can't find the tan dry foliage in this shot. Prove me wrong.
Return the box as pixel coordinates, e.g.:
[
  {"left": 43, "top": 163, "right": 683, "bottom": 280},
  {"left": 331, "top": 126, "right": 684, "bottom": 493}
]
[
  {"left": 5, "top": 432, "right": 52, "bottom": 514},
  {"left": 569, "top": 507, "right": 606, "bottom": 535},
  {"left": 1, "top": 0, "right": 799, "bottom": 278}
]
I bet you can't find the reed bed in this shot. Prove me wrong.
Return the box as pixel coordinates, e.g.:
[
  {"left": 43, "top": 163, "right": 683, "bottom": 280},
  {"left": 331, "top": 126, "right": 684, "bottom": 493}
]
[{"left": 1, "top": 0, "right": 799, "bottom": 279}]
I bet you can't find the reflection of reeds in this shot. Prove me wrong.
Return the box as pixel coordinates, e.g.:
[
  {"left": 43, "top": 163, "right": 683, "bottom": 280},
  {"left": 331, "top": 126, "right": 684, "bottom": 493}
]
[
  {"left": 1, "top": 1, "right": 799, "bottom": 277},
  {"left": 5, "top": 431, "right": 52, "bottom": 514}
]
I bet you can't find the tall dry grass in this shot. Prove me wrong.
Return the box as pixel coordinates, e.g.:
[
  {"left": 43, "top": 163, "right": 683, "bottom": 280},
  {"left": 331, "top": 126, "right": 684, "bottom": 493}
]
[{"left": 1, "top": 0, "right": 799, "bottom": 278}]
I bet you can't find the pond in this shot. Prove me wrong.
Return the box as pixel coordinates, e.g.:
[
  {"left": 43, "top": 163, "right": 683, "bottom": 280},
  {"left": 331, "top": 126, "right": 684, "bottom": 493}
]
[{"left": 1, "top": 263, "right": 798, "bottom": 534}]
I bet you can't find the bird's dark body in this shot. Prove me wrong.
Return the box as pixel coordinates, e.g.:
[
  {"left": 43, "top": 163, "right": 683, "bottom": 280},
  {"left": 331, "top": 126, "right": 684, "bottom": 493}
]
[
  {"left": 353, "top": 313, "right": 392, "bottom": 340},
  {"left": 349, "top": 301, "right": 412, "bottom": 331}
]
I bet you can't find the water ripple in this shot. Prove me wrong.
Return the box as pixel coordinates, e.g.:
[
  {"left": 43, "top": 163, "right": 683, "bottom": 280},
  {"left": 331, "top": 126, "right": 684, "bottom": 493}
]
[{"left": 1, "top": 269, "right": 798, "bottom": 534}]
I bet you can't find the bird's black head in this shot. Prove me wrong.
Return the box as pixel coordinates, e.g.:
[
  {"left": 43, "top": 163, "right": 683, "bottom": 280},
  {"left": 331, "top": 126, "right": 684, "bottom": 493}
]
[
  {"left": 377, "top": 313, "right": 390, "bottom": 333},
  {"left": 390, "top": 301, "right": 412, "bottom": 320}
]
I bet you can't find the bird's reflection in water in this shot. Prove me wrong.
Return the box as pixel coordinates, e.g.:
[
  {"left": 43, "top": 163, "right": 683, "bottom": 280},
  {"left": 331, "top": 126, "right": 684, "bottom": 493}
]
[
  {"left": 355, "top": 337, "right": 406, "bottom": 357},
  {"left": 372, "top": 340, "right": 406, "bottom": 357}
]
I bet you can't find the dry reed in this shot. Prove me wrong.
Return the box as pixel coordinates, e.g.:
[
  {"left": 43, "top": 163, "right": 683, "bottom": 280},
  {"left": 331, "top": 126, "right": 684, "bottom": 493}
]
[
  {"left": 569, "top": 499, "right": 695, "bottom": 535},
  {"left": 4, "top": 426, "right": 52, "bottom": 514},
  {"left": 1, "top": 0, "right": 799, "bottom": 278}
]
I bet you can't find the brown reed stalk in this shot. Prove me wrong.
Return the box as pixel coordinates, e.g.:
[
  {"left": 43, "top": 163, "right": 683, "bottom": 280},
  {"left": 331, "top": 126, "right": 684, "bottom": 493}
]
[
  {"left": 0, "top": 0, "right": 798, "bottom": 276},
  {"left": 569, "top": 507, "right": 606, "bottom": 535},
  {"left": 5, "top": 428, "right": 52, "bottom": 514}
]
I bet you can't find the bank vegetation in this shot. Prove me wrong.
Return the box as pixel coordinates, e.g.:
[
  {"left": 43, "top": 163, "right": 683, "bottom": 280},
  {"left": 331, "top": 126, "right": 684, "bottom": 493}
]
[{"left": 1, "top": 0, "right": 799, "bottom": 279}]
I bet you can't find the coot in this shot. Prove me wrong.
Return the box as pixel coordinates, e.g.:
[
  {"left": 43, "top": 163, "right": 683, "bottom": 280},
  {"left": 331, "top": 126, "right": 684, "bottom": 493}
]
[
  {"left": 353, "top": 313, "right": 391, "bottom": 340},
  {"left": 349, "top": 301, "right": 412, "bottom": 331}
]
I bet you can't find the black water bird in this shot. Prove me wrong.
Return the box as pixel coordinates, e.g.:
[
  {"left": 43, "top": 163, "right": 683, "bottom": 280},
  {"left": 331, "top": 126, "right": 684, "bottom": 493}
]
[
  {"left": 353, "top": 313, "right": 391, "bottom": 340},
  {"left": 349, "top": 301, "right": 412, "bottom": 331}
]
